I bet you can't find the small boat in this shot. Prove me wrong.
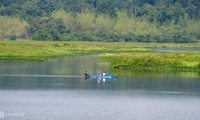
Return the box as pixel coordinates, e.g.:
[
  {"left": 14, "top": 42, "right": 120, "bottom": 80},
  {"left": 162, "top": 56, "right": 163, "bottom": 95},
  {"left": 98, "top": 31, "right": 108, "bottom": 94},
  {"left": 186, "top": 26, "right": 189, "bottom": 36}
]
[{"left": 84, "top": 74, "right": 119, "bottom": 80}]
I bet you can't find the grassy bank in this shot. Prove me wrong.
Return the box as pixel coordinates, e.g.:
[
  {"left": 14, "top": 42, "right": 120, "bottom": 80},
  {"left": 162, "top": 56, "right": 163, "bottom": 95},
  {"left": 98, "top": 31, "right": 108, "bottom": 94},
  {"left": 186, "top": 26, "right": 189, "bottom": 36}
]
[
  {"left": 0, "top": 40, "right": 86, "bottom": 61},
  {"left": 0, "top": 40, "right": 150, "bottom": 61},
  {"left": 99, "top": 52, "right": 200, "bottom": 71},
  {"left": 1, "top": 40, "right": 200, "bottom": 72}
]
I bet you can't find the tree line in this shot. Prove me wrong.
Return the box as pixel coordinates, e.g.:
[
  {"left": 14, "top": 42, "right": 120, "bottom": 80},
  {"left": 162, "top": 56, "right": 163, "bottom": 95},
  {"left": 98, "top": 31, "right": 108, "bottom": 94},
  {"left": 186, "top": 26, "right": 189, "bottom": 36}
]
[{"left": 0, "top": 0, "right": 200, "bottom": 43}]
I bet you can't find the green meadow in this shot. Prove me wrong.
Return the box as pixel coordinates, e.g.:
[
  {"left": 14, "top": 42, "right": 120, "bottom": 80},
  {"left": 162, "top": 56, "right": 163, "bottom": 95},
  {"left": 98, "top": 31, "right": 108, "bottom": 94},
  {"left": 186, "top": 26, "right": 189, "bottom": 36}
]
[
  {"left": 0, "top": 40, "right": 149, "bottom": 61},
  {"left": 99, "top": 52, "right": 200, "bottom": 71},
  {"left": 98, "top": 41, "right": 200, "bottom": 71},
  {"left": 0, "top": 40, "right": 200, "bottom": 71}
]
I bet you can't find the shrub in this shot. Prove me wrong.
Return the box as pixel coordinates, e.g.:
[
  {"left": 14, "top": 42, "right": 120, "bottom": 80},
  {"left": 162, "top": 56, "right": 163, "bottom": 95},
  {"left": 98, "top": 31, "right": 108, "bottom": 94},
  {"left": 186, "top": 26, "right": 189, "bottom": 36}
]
[
  {"left": 32, "top": 29, "right": 60, "bottom": 41},
  {"left": 32, "top": 29, "right": 52, "bottom": 40},
  {"left": 9, "top": 35, "right": 16, "bottom": 40}
]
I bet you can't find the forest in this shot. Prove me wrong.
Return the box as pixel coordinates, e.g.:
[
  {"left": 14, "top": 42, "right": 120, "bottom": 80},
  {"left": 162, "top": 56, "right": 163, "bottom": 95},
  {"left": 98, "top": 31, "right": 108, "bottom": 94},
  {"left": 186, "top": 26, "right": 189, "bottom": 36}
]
[{"left": 0, "top": 0, "right": 200, "bottom": 43}]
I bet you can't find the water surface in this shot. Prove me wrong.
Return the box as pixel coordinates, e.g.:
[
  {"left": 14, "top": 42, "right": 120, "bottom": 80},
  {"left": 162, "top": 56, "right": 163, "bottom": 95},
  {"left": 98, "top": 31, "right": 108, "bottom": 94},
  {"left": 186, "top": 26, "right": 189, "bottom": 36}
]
[{"left": 0, "top": 55, "right": 200, "bottom": 120}]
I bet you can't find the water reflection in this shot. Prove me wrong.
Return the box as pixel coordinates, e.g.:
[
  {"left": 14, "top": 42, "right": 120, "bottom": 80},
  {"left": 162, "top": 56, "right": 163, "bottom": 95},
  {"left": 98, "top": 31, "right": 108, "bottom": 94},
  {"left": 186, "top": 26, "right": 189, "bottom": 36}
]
[
  {"left": 1, "top": 55, "right": 200, "bottom": 120},
  {"left": 84, "top": 76, "right": 118, "bottom": 83},
  {"left": 0, "top": 55, "right": 200, "bottom": 94},
  {"left": 112, "top": 68, "right": 200, "bottom": 78}
]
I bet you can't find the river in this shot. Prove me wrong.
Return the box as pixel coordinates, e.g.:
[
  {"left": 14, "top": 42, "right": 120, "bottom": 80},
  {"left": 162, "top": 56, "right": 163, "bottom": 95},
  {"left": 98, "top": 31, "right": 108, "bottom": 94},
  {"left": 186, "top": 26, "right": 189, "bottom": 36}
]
[{"left": 0, "top": 55, "right": 200, "bottom": 120}]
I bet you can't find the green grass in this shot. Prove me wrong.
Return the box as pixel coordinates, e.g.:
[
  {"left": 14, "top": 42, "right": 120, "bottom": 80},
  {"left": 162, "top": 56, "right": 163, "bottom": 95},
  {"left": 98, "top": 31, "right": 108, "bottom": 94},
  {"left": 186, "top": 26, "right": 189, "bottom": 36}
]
[
  {"left": 99, "top": 52, "right": 200, "bottom": 71},
  {"left": 0, "top": 40, "right": 200, "bottom": 72},
  {"left": 0, "top": 40, "right": 87, "bottom": 61},
  {"left": 0, "top": 40, "right": 151, "bottom": 61}
]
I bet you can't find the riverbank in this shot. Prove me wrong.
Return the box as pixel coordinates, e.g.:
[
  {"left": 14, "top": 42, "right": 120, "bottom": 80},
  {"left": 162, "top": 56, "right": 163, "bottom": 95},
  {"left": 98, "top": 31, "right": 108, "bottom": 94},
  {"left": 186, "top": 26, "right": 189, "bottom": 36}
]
[
  {"left": 0, "top": 40, "right": 200, "bottom": 71},
  {"left": 99, "top": 52, "right": 200, "bottom": 71},
  {"left": 0, "top": 40, "right": 149, "bottom": 61},
  {"left": 0, "top": 40, "right": 87, "bottom": 61}
]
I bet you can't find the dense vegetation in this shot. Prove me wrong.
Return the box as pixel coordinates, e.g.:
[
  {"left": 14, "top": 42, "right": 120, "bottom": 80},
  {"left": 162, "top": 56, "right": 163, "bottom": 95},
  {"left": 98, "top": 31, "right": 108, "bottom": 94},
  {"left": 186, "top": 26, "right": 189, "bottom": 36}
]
[
  {"left": 0, "top": 0, "right": 200, "bottom": 43},
  {"left": 99, "top": 52, "right": 200, "bottom": 71}
]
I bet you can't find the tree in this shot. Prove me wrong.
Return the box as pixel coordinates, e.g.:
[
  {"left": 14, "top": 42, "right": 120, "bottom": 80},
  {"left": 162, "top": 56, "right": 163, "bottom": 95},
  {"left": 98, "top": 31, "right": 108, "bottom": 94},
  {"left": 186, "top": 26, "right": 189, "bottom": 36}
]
[
  {"left": 0, "top": 4, "right": 22, "bottom": 16},
  {"left": 22, "top": 2, "right": 43, "bottom": 17},
  {"left": 96, "top": 0, "right": 117, "bottom": 17},
  {"left": 32, "top": 29, "right": 61, "bottom": 41},
  {"left": 37, "top": 0, "right": 56, "bottom": 15},
  {"left": 27, "top": 17, "right": 67, "bottom": 40},
  {"left": 157, "top": 7, "right": 173, "bottom": 23},
  {"left": 137, "top": 4, "right": 158, "bottom": 22},
  {"left": 170, "top": 3, "right": 185, "bottom": 23},
  {"left": 186, "top": 4, "right": 197, "bottom": 19},
  {"left": 32, "top": 29, "right": 52, "bottom": 41},
  {"left": 28, "top": 17, "right": 67, "bottom": 35}
]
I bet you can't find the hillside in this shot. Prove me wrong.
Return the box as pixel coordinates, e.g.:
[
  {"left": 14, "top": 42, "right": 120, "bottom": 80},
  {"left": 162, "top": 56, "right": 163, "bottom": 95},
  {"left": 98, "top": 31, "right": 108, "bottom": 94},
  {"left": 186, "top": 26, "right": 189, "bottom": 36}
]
[{"left": 0, "top": 0, "right": 200, "bottom": 43}]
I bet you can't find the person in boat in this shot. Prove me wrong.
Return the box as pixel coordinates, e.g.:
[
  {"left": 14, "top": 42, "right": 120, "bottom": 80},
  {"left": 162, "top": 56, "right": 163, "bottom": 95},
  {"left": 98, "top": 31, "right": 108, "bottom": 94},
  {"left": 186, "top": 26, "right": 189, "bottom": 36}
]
[
  {"left": 102, "top": 71, "right": 106, "bottom": 82},
  {"left": 84, "top": 70, "right": 89, "bottom": 80},
  {"left": 85, "top": 70, "right": 89, "bottom": 77},
  {"left": 102, "top": 71, "right": 106, "bottom": 76},
  {"left": 97, "top": 71, "right": 101, "bottom": 76}
]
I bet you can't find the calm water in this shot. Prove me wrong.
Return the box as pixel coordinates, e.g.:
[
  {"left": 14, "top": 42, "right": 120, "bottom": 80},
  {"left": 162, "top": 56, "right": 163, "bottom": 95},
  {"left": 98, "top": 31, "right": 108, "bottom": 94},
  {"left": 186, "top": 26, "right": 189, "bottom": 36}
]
[{"left": 0, "top": 55, "right": 200, "bottom": 120}]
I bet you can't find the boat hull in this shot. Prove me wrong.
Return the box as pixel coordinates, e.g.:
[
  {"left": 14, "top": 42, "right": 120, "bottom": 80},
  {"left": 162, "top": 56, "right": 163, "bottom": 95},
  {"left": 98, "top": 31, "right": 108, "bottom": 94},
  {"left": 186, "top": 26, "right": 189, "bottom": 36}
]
[{"left": 84, "top": 74, "right": 118, "bottom": 80}]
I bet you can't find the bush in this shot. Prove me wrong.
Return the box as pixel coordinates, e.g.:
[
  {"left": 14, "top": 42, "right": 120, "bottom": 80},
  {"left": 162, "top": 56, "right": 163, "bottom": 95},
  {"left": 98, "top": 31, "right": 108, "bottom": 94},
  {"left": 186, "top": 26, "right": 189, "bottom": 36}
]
[
  {"left": 32, "top": 29, "right": 52, "bottom": 40},
  {"left": 9, "top": 35, "right": 16, "bottom": 40},
  {"left": 102, "top": 52, "right": 200, "bottom": 71},
  {"left": 53, "top": 43, "right": 59, "bottom": 47},
  {"left": 32, "top": 29, "right": 60, "bottom": 41},
  {"left": 173, "top": 32, "right": 190, "bottom": 43},
  {"left": 28, "top": 17, "right": 67, "bottom": 36}
]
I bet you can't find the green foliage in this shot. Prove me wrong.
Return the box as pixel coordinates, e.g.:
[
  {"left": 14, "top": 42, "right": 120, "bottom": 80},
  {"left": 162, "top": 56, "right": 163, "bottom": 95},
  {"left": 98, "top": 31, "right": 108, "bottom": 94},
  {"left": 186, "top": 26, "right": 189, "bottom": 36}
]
[
  {"left": 0, "top": 0, "right": 200, "bottom": 43},
  {"left": 32, "top": 29, "right": 60, "bottom": 41},
  {"left": 28, "top": 17, "right": 66, "bottom": 34},
  {"left": 9, "top": 35, "right": 16, "bottom": 40},
  {"left": 96, "top": 0, "right": 117, "bottom": 18},
  {"left": 32, "top": 29, "right": 52, "bottom": 41},
  {"left": 53, "top": 43, "right": 59, "bottom": 47},
  {"left": 51, "top": 9, "right": 200, "bottom": 43},
  {"left": 137, "top": 4, "right": 158, "bottom": 22},
  {"left": 28, "top": 17, "right": 66, "bottom": 41},
  {"left": 36, "top": 0, "right": 56, "bottom": 15},
  {"left": 0, "top": 16, "right": 28, "bottom": 39},
  {"left": 21, "top": 2, "right": 41, "bottom": 17},
  {"left": 100, "top": 52, "right": 200, "bottom": 71},
  {"left": 186, "top": 4, "right": 198, "bottom": 19},
  {"left": 137, "top": 3, "right": 185, "bottom": 24}
]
